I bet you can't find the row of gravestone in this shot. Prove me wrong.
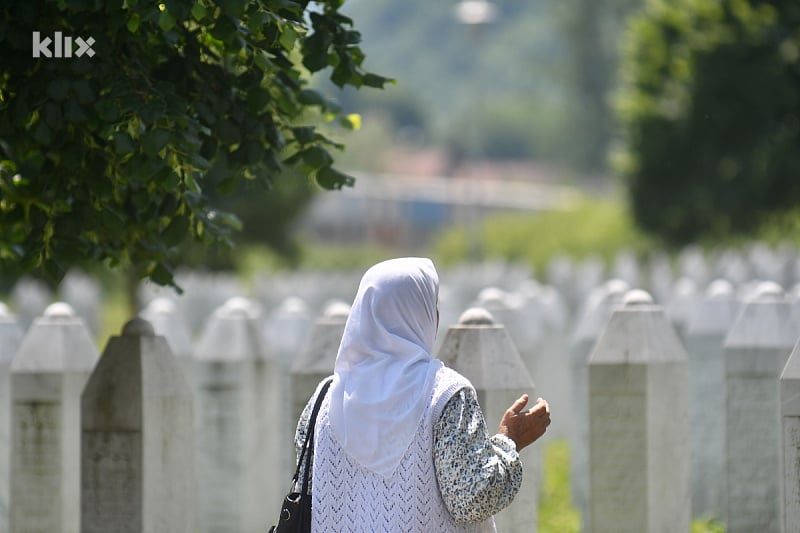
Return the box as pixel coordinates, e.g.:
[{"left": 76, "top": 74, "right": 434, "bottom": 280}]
[
  {"left": 570, "top": 281, "right": 800, "bottom": 533},
  {"left": 5, "top": 264, "right": 800, "bottom": 532},
  {"left": 9, "top": 239, "right": 800, "bottom": 332},
  {"left": 0, "top": 295, "right": 545, "bottom": 533}
]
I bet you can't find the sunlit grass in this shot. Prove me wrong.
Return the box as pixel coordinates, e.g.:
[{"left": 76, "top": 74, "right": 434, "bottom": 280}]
[{"left": 538, "top": 439, "right": 580, "bottom": 533}]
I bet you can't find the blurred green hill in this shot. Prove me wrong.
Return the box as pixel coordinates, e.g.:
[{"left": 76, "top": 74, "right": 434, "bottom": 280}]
[{"left": 332, "top": 0, "right": 643, "bottom": 174}]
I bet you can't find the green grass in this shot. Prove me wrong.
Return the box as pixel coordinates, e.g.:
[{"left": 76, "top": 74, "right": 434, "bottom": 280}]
[{"left": 538, "top": 439, "right": 581, "bottom": 533}]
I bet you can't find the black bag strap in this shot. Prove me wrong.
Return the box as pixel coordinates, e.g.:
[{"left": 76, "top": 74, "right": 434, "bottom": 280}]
[{"left": 294, "top": 377, "right": 333, "bottom": 495}]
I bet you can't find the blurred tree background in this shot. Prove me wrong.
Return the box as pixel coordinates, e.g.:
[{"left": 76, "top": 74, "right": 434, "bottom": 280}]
[
  {"left": 333, "top": 0, "right": 642, "bottom": 173},
  {"left": 3, "top": 0, "right": 800, "bottom": 289},
  {"left": 614, "top": 0, "right": 800, "bottom": 245}
]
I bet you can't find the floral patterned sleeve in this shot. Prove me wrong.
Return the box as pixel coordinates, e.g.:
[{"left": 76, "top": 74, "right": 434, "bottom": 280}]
[{"left": 433, "top": 387, "right": 523, "bottom": 523}]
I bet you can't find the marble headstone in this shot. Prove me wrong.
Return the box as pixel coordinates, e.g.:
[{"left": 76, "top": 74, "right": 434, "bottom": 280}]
[
  {"left": 437, "top": 307, "right": 539, "bottom": 533},
  {"left": 723, "top": 283, "right": 798, "bottom": 533},
  {"left": 780, "top": 340, "right": 800, "bottom": 533},
  {"left": 81, "top": 318, "right": 194, "bottom": 533},
  {"left": 193, "top": 297, "right": 279, "bottom": 533},
  {"left": 587, "top": 290, "right": 690, "bottom": 533},
  {"left": 0, "top": 304, "right": 23, "bottom": 532},
  {"left": 9, "top": 303, "right": 99, "bottom": 533},
  {"left": 684, "top": 279, "right": 738, "bottom": 521}
]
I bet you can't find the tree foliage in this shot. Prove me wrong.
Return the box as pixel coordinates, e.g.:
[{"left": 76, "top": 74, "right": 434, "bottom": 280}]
[
  {"left": 0, "top": 0, "right": 390, "bottom": 288},
  {"left": 614, "top": 0, "right": 800, "bottom": 245}
]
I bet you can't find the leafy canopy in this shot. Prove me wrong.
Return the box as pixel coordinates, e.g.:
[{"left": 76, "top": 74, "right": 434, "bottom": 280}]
[
  {"left": 0, "top": 0, "right": 391, "bottom": 287},
  {"left": 614, "top": 0, "right": 800, "bottom": 245}
]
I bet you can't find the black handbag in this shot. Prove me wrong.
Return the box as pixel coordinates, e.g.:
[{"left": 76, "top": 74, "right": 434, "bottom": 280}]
[{"left": 269, "top": 378, "right": 332, "bottom": 533}]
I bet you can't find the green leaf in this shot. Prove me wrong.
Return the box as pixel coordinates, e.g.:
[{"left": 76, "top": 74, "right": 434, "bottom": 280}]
[
  {"left": 216, "top": 176, "right": 240, "bottom": 196},
  {"left": 279, "top": 24, "right": 298, "bottom": 51},
  {"left": 114, "top": 131, "right": 136, "bottom": 155},
  {"left": 187, "top": 152, "right": 211, "bottom": 170},
  {"left": 63, "top": 100, "right": 88, "bottom": 123},
  {"left": 300, "top": 146, "right": 333, "bottom": 169},
  {"left": 316, "top": 166, "right": 354, "bottom": 190},
  {"left": 142, "top": 129, "right": 171, "bottom": 156},
  {"left": 298, "top": 89, "right": 325, "bottom": 106},
  {"left": 127, "top": 12, "right": 141, "bottom": 33},
  {"left": 44, "top": 103, "right": 64, "bottom": 131},
  {"left": 246, "top": 88, "right": 271, "bottom": 112},
  {"left": 159, "top": 10, "right": 176, "bottom": 32},
  {"left": 292, "top": 126, "right": 316, "bottom": 145},
  {"left": 31, "top": 121, "right": 53, "bottom": 145},
  {"left": 149, "top": 262, "right": 176, "bottom": 286},
  {"left": 191, "top": 3, "right": 206, "bottom": 21},
  {"left": 46, "top": 79, "right": 70, "bottom": 101},
  {"left": 362, "top": 73, "right": 393, "bottom": 89},
  {"left": 219, "top": 0, "right": 246, "bottom": 17},
  {"left": 161, "top": 216, "right": 189, "bottom": 246},
  {"left": 71, "top": 80, "right": 94, "bottom": 105},
  {"left": 218, "top": 212, "right": 243, "bottom": 231}
]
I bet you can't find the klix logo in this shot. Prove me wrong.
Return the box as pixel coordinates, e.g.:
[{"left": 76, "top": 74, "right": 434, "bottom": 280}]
[{"left": 32, "top": 31, "right": 95, "bottom": 58}]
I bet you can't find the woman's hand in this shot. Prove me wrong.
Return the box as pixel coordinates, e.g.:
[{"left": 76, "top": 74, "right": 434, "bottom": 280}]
[{"left": 498, "top": 395, "right": 551, "bottom": 452}]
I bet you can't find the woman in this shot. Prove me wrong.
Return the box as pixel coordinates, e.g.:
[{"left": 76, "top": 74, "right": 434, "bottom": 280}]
[{"left": 295, "top": 257, "right": 551, "bottom": 532}]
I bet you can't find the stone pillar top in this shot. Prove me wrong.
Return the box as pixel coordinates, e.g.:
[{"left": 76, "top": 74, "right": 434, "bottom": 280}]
[
  {"left": 589, "top": 299, "right": 688, "bottom": 365},
  {"left": 706, "top": 279, "right": 734, "bottom": 299},
  {"left": 687, "top": 279, "right": 739, "bottom": 337},
  {"left": 622, "top": 289, "right": 654, "bottom": 306},
  {"left": 724, "top": 283, "right": 796, "bottom": 350},
  {"left": 43, "top": 302, "right": 75, "bottom": 319},
  {"left": 218, "top": 297, "right": 260, "bottom": 319},
  {"left": 322, "top": 300, "right": 351, "bottom": 320},
  {"left": 476, "top": 287, "right": 506, "bottom": 308},
  {"left": 458, "top": 307, "right": 495, "bottom": 326},
  {"left": 122, "top": 317, "right": 155, "bottom": 337},
  {"left": 196, "top": 297, "right": 267, "bottom": 362},
  {"left": 276, "top": 296, "right": 309, "bottom": 316},
  {"left": 573, "top": 279, "right": 630, "bottom": 343},
  {"left": 750, "top": 281, "right": 784, "bottom": 301},
  {"left": 437, "top": 306, "right": 534, "bottom": 390},
  {"left": 11, "top": 301, "right": 98, "bottom": 373}
]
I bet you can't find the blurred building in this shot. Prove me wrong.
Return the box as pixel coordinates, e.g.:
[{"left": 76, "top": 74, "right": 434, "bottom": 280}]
[{"left": 300, "top": 171, "right": 580, "bottom": 249}]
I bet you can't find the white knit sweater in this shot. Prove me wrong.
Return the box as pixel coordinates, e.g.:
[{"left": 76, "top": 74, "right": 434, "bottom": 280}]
[{"left": 311, "top": 365, "right": 497, "bottom": 533}]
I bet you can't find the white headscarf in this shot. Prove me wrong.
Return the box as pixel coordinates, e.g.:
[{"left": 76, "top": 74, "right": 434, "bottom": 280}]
[{"left": 328, "top": 257, "right": 443, "bottom": 478}]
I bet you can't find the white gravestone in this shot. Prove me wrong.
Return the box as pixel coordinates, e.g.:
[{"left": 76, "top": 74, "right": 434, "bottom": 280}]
[
  {"left": 685, "top": 279, "right": 738, "bottom": 521},
  {"left": 59, "top": 269, "right": 102, "bottom": 337},
  {"left": 781, "top": 340, "right": 800, "bottom": 533},
  {"left": 0, "top": 304, "right": 23, "bottom": 532},
  {"left": 81, "top": 318, "right": 194, "bottom": 533},
  {"left": 678, "top": 245, "right": 710, "bottom": 288},
  {"left": 517, "top": 283, "right": 570, "bottom": 440},
  {"left": 9, "top": 303, "right": 99, "bottom": 533},
  {"left": 437, "top": 307, "right": 540, "bottom": 533},
  {"left": 587, "top": 290, "right": 690, "bottom": 533},
  {"left": 666, "top": 276, "right": 699, "bottom": 343},
  {"left": 646, "top": 253, "right": 674, "bottom": 306},
  {"left": 10, "top": 276, "right": 52, "bottom": 331},
  {"left": 612, "top": 249, "right": 641, "bottom": 289},
  {"left": 290, "top": 300, "right": 350, "bottom": 428},
  {"left": 140, "top": 297, "right": 195, "bottom": 380},
  {"left": 569, "top": 278, "right": 629, "bottom": 525},
  {"left": 723, "top": 282, "right": 798, "bottom": 533},
  {"left": 194, "top": 297, "right": 280, "bottom": 533}
]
